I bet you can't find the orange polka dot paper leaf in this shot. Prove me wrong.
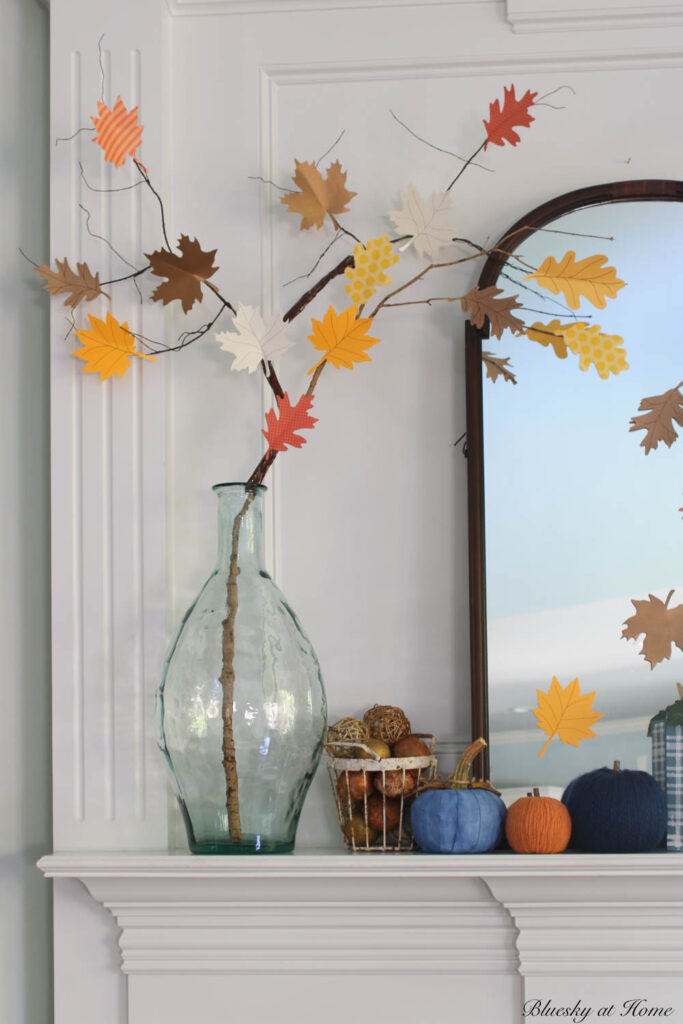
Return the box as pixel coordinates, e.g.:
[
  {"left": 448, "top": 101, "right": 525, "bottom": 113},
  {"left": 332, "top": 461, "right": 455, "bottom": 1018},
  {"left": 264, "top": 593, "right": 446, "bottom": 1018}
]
[
  {"left": 534, "top": 676, "right": 603, "bottom": 758},
  {"left": 280, "top": 160, "right": 356, "bottom": 231},
  {"left": 91, "top": 96, "right": 143, "bottom": 168},
  {"left": 307, "top": 305, "right": 380, "bottom": 375},
  {"left": 525, "top": 251, "right": 625, "bottom": 310},
  {"left": 344, "top": 235, "right": 398, "bottom": 305},
  {"left": 73, "top": 311, "right": 155, "bottom": 381}
]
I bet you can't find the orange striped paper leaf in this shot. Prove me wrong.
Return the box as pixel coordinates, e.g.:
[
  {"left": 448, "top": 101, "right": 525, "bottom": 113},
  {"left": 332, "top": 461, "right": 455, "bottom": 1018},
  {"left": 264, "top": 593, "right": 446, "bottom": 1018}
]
[{"left": 91, "top": 96, "right": 143, "bottom": 168}]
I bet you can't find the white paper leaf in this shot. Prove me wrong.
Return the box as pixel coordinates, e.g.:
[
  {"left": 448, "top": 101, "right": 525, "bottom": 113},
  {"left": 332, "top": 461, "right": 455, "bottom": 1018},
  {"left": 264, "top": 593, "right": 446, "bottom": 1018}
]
[
  {"left": 388, "top": 185, "right": 456, "bottom": 262},
  {"left": 216, "top": 304, "right": 294, "bottom": 373}
]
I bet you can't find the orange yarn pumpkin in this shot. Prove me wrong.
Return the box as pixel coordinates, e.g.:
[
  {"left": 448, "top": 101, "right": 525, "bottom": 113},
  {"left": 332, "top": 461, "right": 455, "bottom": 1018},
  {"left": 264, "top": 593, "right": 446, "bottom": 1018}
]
[{"left": 505, "top": 788, "right": 571, "bottom": 854}]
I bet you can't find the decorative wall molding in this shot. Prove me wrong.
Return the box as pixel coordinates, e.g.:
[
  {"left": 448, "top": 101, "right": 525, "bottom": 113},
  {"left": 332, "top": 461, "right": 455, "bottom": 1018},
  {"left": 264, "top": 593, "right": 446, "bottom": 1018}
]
[
  {"left": 506, "top": 0, "right": 683, "bottom": 34},
  {"left": 168, "top": 0, "right": 495, "bottom": 17}
]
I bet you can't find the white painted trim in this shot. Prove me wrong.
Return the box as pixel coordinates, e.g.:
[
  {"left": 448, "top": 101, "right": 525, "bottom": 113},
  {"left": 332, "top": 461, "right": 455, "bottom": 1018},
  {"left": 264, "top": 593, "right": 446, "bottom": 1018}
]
[
  {"left": 506, "top": 0, "right": 683, "bottom": 34},
  {"left": 168, "top": 0, "right": 496, "bottom": 16}
]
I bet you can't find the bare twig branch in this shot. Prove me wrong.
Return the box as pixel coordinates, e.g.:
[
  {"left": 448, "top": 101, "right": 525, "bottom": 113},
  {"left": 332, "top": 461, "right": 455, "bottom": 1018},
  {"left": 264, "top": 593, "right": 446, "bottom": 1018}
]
[
  {"left": 79, "top": 203, "right": 138, "bottom": 271},
  {"left": 284, "top": 232, "right": 344, "bottom": 287},
  {"left": 283, "top": 254, "right": 354, "bottom": 323},
  {"left": 316, "top": 129, "right": 346, "bottom": 167},
  {"left": 389, "top": 109, "right": 492, "bottom": 172}
]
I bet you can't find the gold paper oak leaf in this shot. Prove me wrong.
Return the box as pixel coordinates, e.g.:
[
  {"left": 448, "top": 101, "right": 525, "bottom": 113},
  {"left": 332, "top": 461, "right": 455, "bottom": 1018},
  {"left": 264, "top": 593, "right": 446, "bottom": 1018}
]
[
  {"left": 622, "top": 590, "right": 683, "bottom": 669},
  {"left": 35, "top": 258, "right": 109, "bottom": 309},
  {"left": 525, "top": 320, "right": 575, "bottom": 360},
  {"left": 482, "top": 351, "right": 517, "bottom": 385},
  {"left": 461, "top": 285, "right": 524, "bottom": 339},
  {"left": 534, "top": 676, "right": 602, "bottom": 758},
  {"left": 145, "top": 234, "right": 218, "bottom": 314},
  {"left": 73, "top": 311, "right": 156, "bottom": 381},
  {"left": 629, "top": 383, "right": 683, "bottom": 454},
  {"left": 280, "top": 160, "right": 356, "bottom": 231},
  {"left": 525, "top": 251, "right": 625, "bottom": 310},
  {"left": 307, "top": 305, "right": 379, "bottom": 374}
]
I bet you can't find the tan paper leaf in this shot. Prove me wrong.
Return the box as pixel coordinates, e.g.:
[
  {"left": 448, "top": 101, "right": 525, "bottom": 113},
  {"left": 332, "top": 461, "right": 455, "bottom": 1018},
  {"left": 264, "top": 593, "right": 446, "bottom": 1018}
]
[
  {"left": 482, "top": 351, "right": 517, "bottom": 385},
  {"left": 461, "top": 285, "right": 524, "bottom": 339},
  {"left": 622, "top": 591, "right": 683, "bottom": 669},
  {"left": 35, "top": 258, "right": 109, "bottom": 309},
  {"left": 280, "top": 160, "right": 356, "bottom": 231},
  {"left": 629, "top": 383, "right": 683, "bottom": 454}
]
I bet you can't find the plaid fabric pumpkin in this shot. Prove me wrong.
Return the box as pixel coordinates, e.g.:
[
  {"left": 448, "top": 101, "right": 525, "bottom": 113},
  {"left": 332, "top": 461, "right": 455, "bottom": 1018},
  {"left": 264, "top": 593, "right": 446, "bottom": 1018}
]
[{"left": 648, "top": 700, "right": 683, "bottom": 851}]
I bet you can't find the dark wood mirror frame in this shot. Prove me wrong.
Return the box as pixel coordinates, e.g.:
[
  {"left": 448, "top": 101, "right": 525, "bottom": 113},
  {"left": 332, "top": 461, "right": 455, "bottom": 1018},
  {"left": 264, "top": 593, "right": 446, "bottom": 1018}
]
[{"left": 465, "top": 178, "right": 683, "bottom": 780}]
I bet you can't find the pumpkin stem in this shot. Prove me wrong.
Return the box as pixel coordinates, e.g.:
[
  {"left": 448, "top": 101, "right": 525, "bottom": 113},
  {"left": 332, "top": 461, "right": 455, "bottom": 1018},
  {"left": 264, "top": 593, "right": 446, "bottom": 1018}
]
[
  {"left": 613, "top": 760, "right": 621, "bottom": 771},
  {"left": 450, "top": 737, "right": 487, "bottom": 789},
  {"left": 532, "top": 787, "right": 540, "bottom": 797},
  {"left": 677, "top": 683, "right": 683, "bottom": 701}
]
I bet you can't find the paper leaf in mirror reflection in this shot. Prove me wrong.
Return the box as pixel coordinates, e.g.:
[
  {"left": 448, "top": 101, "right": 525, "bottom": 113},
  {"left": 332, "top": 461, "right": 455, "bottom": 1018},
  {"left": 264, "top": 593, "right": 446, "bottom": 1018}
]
[
  {"left": 484, "top": 84, "right": 537, "bottom": 150},
  {"left": 525, "top": 320, "right": 574, "bottom": 359},
  {"left": 35, "top": 258, "right": 109, "bottom": 309},
  {"left": 307, "top": 305, "right": 380, "bottom": 374},
  {"left": 622, "top": 591, "right": 683, "bottom": 669},
  {"left": 91, "top": 96, "right": 143, "bottom": 168},
  {"left": 146, "top": 235, "right": 218, "bottom": 314},
  {"left": 216, "top": 304, "right": 294, "bottom": 373},
  {"left": 280, "top": 160, "right": 357, "bottom": 231},
  {"left": 563, "top": 323, "right": 628, "bottom": 379},
  {"left": 629, "top": 383, "right": 683, "bottom": 454},
  {"left": 387, "top": 186, "right": 455, "bottom": 261},
  {"left": 460, "top": 285, "right": 524, "bottom": 339},
  {"left": 262, "top": 392, "right": 318, "bottom": 453},
  {"left": 534, "top": 677, "right": 602, "bottom": 758},
  {"left": 482, "top": 351, "right": 517, "bottom": 385},
  {"left": 525, "top": 252, "right": 625, "bottom": 310},
  {"left": 344, "top": 235, "right": 398, "bottom": 305},
  {"left": 72, "top": 311, "right": 156, "bottom": 381}
]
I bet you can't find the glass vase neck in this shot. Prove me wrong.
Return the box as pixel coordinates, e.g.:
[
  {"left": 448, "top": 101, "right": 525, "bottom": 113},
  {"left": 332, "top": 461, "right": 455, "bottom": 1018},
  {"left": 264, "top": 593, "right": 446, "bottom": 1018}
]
[{"left": 213, "top": 483, "right": 266, "bottom": 571}]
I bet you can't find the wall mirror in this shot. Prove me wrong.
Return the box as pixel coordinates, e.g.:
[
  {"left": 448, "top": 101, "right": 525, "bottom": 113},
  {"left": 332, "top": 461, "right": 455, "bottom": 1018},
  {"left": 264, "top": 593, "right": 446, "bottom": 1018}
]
[{"left": 466, "top": 181, "right": 683, "bottom": 791}]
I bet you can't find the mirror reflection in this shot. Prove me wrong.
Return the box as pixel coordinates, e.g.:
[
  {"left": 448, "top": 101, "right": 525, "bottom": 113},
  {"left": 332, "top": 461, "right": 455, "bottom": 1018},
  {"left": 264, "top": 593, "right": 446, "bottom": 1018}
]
[{"left": 482, "top": 200, "right": 682, "bottom": 792}]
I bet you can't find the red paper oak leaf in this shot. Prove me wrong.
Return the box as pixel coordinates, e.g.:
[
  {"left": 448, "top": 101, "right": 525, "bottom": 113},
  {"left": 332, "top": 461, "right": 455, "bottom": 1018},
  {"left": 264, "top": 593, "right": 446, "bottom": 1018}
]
[
  {"left": 484, "top": 85, "right": 537, "bottom": 149},
  {"left": 262, "top": 393, "right": 318, "bottom": 453}
]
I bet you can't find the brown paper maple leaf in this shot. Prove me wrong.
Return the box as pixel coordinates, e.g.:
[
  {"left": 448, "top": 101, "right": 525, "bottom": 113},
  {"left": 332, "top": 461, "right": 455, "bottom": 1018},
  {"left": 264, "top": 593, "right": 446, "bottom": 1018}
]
[
  {"left": 145, "top": 234, "right": 218, "bottom": 313},
  {"left": 280, "top": 160, "right": 356, "bottom": 230},
  {"left": 35, "top": 258, "right": 109, "bottom": 309},
  {"left": 629, "top": 383, "right": 683, "bottom": 454},
  {"left": 482, "top": 351, "right": 517, "bottom": 385},
  {"left": 622, "top": 591, "right": 683, "bottom": 669},
  {"left": 461, "top": 285, "right": 524, "bottom": 339}
]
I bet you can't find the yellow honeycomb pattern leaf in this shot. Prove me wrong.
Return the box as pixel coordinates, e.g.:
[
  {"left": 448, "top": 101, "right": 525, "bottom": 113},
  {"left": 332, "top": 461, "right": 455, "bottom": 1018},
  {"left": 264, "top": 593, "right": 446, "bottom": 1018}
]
[
  {"left": 345, "top": 235, "right": 398, "bottom": 305},
  {"left": 563, "top": 323, "right": 628, "bottom": 379}
]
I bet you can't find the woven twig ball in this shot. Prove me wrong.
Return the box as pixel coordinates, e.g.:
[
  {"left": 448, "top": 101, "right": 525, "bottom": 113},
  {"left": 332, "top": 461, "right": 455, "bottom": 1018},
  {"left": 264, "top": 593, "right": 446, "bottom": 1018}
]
[
  {"left": 363, "top": 704, "right": 411, "bottom": 745},
  {"left": 325, "top": 717, "right": 370, "bottom": 756}
]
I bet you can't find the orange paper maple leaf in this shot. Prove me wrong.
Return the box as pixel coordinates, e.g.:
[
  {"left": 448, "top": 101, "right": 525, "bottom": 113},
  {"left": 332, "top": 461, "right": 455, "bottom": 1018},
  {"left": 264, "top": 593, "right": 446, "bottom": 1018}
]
[
  {"left": 262, "top": 393, "right": 318, "bottom": 453},
  {"left": 73, "top": 311, "right": 156, "bottom": 381},
  {"left": 146, "top": 235, "right": 218, "bottom": 314},
  {"left": 484, "top": 85, "right": 537, "bottom": 150},
  {"left": 91, "top": 96, "right": 143, "bottom": 168},
  {"left": 534, "top": 676, "right": 602, "bottom": 758},
  {"left": 307, "top": 305, "right": 380, "bottom": 374},
  {"left": 281, "top": 160, "right": 356, "bottom": 230},
  {"left": 622, "top": 590, "right": 683, "bottom": 669}
]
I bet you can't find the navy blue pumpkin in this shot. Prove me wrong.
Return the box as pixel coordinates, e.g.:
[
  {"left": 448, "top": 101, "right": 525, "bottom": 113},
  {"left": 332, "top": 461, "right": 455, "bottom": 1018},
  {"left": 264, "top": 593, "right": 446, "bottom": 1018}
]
[
  {"left": 410, "top": 738, "right": 506, "bottom": 853},
  {"left": 562, "top": 760, "right": 666, "bottom": 853}
]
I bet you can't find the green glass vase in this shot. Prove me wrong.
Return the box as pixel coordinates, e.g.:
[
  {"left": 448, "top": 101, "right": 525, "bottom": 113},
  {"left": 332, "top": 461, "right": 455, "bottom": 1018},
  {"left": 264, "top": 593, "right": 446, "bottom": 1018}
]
[{"left": 158, "top": 483, "right": 327, "bottom": 853}]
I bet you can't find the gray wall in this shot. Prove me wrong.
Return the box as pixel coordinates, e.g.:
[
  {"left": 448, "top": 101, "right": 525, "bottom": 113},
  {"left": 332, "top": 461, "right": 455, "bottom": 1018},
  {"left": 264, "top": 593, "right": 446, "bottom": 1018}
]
[{"left": 0, "top": 0, "right": 52, "bottom": 1020}]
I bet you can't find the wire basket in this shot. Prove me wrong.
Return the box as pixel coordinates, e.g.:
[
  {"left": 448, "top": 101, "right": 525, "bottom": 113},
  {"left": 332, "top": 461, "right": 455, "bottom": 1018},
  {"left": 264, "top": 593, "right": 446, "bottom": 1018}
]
[{"left": 326, "top": 735, "right": 437, "bottom": 851}]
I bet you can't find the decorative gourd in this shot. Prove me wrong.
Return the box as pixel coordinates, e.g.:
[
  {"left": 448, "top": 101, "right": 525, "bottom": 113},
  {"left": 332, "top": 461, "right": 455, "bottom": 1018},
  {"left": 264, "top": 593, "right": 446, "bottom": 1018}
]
[
  {"left": 410, "top": 739, "right": 506, "bottom": 854},
  {"left": 562, "top": 760, "right": 666, "bottom": 853},
  {"left": 505, "top": 787, "right": 571, "bottom": 854}
]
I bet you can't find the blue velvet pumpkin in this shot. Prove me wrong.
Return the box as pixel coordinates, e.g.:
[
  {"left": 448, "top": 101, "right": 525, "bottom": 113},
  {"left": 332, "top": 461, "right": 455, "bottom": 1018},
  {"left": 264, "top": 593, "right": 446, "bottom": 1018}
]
[
  {"left": 562, "top": 762, "right": 666, "bottom": 853},
  {"left": 410, "top": 787, "right": 506, "bottom": 853}
]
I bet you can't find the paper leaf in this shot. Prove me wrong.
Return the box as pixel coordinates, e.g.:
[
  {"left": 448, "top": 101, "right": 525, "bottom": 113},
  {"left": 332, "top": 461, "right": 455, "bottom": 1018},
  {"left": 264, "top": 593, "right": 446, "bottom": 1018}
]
[
  {"left": 262, "top": 392, "right": 318, "bottom": 452},
  {"left": 216, "top": 304, "right": 294, "bottom": 373},
  {"left": 484, "top": 85, "right": 537, "bottom": 150},
  {"left": 622, "top": 591, "right": 683, "bottom": 669},
  {"left": 461, "top": 285, "right": 524, "bottom": 339},
  {"left": 388, "top": 185, "right": 455, "bottom": 261},
  {"left": 563, "top": 323, "right": 628, "bottom": 379},
  {"left": 307, "top": 305, "right": 380, "bottom": 374},
  {"left": 629, "top": 383, "right": 683, "bottom": 454},
  {"left": 280, "top": 160, "right": 357, "bottom": 231},
  {"left": 35, "top": 258, "right": 109, "bottom": 309},
  {"left": 145, "top": 235, "right": 218, "bottom": 314},
  {"left": 482, "top": 351, "right": 517, "bottom": 385},
  {"left": 72, "top": 311, "right": 155, "bottom": 381},
  {"left": 344, "top": 235, "right": 398, "bottom": 305},
  {"left": 534, "top": 676, "right": 602, "bottom": 758},
  {"left": 525, "top": 251, "right": 625, "bottom": 310},
  {"left": 526, "top": 320, "right": 574, "bottom": 359},
  {"left": 91, "top": 96, "right": 143, "bottom": 168}
]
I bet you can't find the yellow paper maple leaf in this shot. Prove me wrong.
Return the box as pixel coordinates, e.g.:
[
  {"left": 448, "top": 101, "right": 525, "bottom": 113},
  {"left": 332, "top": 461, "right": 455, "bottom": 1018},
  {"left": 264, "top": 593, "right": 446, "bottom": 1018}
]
[
  {"left": 525, "top": 251, "right": 625, "bottom": 310},
  {"left": 534, "top": 676, "right": 602, "bottom": 758},
  {"left": 307, "top": 305, "right": 380, "bottom": 374},
  {"left": 73, "top": 311, "right": 156, "bottom": 381}
]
